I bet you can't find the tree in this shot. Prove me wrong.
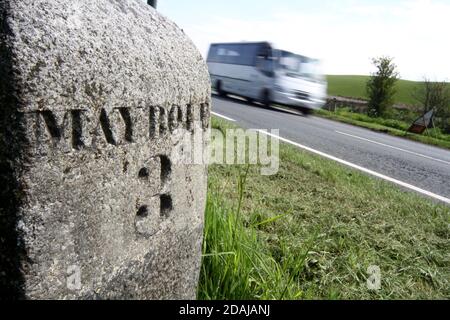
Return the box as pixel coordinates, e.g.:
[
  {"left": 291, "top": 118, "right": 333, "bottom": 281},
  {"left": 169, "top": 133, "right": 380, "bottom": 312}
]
[
  {"left": 366, "top": 57, "right": 399, "bottom": 117},
  {"left": 412, "top": 78, "right": 450, "bottom": 113},
  {"left": 412, "top": 78, "right": 450, "bottom": 133}
]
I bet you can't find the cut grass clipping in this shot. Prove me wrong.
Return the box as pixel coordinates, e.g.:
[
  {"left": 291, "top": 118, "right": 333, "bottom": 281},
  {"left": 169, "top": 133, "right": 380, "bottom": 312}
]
[{"left": 198, "top": 117, "right": 449, "bottom": 300}]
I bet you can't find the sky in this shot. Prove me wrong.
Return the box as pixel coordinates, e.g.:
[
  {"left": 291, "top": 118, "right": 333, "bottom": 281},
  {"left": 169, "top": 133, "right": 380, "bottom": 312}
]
[{"left": 150, "top": 0, "right": 450, "bottom": 81}]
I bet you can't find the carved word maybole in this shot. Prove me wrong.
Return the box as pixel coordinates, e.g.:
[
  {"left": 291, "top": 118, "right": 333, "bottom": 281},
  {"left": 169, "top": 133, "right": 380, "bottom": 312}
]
[{"left": 23, "top": 104, "right": 210, "bottom": 153}]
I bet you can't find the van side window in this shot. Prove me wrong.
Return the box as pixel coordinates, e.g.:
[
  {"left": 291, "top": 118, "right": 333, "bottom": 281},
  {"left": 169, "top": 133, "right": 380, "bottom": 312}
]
[{"left": 207, "top": 43, "right": 270, "bottom": 67}]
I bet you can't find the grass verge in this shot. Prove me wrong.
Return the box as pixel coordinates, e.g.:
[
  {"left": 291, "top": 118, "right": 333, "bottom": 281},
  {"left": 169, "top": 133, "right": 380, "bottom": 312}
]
[
  {"left": 314, "top": 108, "right": 450, "bottom": 150},
  {"left": 198, "top": 117, "right": 450, "bottom": 300}
]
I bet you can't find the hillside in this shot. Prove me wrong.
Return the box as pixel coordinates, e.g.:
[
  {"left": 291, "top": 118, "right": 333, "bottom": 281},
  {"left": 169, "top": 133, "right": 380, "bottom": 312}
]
[{"left": 326, "top": 75, "right": 423, "bottom": 106}]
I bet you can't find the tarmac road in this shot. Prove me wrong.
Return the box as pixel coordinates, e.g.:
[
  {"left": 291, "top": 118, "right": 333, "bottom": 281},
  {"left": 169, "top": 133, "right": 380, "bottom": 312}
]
[{"left": 211, "top": 94, "right": 450, "bottom": 205}]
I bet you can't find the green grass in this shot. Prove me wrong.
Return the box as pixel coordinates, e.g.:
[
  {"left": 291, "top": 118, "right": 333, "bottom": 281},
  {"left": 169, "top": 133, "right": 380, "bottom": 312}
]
[
  {"left": 315, "top": 108, "right": 450, "bottom": 150},
  {"left": 327, "top": 75, "right": 428, "bottom": 106},
  {"left": 198, "top": 117, "right": 450, "bottom": 300}
]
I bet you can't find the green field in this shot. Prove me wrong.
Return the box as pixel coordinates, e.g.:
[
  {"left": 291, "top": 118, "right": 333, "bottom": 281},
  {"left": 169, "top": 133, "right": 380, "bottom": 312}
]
[
  {"left": 327, "top": 75, "right": 423, "bottom": 106},
  {"left": 198, "top": 117, "right": 450, "bottom": 300}
]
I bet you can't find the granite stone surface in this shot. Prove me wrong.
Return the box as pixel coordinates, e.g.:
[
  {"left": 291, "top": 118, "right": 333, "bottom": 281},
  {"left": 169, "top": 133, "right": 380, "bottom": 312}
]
[{"left": 0, "top": 0, "right": 210, "bottom": 299}]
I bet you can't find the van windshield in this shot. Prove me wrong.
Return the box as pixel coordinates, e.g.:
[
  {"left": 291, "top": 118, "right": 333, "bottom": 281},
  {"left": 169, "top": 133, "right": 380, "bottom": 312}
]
[{"left": 275, "top": 50, "right": 324, "bottom": 82}]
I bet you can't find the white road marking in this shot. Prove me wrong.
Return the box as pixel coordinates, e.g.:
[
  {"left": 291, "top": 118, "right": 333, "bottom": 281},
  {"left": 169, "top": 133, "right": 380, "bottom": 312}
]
[
  {"left": 212, "top": 112, "right": 236, "bottom": 122},
  {"left": 258, "top": 130, "right": 450, "bottom": 205},
  {"left": 336, "top": 131, "right": 450, "bottom": 166}
]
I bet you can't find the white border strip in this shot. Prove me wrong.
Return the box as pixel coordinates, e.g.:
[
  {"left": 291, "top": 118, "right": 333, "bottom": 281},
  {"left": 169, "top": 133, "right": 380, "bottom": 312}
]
[
  {"left": 258, "top": 130, "right": 450, "bottom": 205},
  {"left": 336, "top": 131, "right": 450, "bottom": 166},
  {"left": 212, "top": 112, "right": 236, "bottom": 122}
]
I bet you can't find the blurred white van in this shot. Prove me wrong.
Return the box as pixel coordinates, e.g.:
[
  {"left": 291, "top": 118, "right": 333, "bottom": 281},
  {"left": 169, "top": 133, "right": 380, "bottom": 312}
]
[{"left": 207, "top": 42, "right": 327, "bottom": 114}]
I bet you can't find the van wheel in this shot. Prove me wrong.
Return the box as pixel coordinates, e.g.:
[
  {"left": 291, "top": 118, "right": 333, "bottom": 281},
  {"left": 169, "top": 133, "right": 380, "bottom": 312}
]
[
  {"left": 298, "top": 107, "right": 313, "bottom": 116},
  {"left": 261, "top": 89, "right": 272, "bottom": 108},
  {"left": 216, "top": 81, "right": 226, "bottom": 97}
]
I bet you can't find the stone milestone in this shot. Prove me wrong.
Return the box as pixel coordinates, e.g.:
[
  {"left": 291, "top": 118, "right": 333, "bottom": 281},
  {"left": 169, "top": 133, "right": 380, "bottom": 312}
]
[{"left": 0, "top": 0, "right": 211, "bottom": 299}]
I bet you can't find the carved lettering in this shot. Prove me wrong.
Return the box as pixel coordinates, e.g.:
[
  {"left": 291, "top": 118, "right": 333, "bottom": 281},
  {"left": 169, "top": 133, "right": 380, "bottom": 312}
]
[
  {"left": 149, "top": 106, "right": 160, "bottom": 139},
  {"left": 22, "top": 103, "right": 210, "bottom": 153},
  {"left": 134, "top": 155, "right": 174, "bottom": 237},
  {"left": 200, "top": 103, "right": 210, "bottom": 130},
  {"left": 159, "top": 107, "right": 168, "bottom": 136}
]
